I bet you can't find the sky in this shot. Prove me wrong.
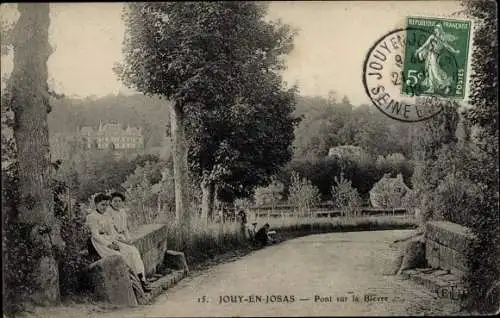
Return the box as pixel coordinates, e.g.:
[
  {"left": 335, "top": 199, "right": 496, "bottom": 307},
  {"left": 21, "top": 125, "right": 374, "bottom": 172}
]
[{"left": 1, "top": 1, "right": 464, "bottom": 106}]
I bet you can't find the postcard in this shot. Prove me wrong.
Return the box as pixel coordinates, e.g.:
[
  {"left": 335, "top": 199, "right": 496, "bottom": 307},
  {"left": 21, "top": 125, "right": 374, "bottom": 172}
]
[{"left": 1, "top": 1, "right": 498, "bottom": 317}]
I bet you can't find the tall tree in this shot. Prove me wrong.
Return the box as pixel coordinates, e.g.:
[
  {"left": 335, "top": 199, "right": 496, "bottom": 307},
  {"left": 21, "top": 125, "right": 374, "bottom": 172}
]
[
  {"left": 117, "top": 2, "right": 298, "bottom": 224},
  {"left": 188, "top": 71, "right": 298, "bottom": 221},
  {"left": 117, "top": 3, "right": 196, "bottom": 230},
  {"left": 461, "top": 0, "right": 499, "bottom": 313},
  {"left": 4, "top": 3, "right": 62, "bottom": 307}
]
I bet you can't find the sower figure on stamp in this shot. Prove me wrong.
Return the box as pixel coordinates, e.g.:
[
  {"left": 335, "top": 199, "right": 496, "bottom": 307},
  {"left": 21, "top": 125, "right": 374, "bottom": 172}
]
[
  {"left": 86, "top": 193, "right": 151, "bottom": 293},
  {"left": 415, "top": 24, "right": 460, "bottom": 95}
]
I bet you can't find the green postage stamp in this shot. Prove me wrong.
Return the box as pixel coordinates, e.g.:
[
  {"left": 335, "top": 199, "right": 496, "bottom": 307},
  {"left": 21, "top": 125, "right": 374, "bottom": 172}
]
[{"left": 402, "top": 16, "right": 472, "bottom": 99}]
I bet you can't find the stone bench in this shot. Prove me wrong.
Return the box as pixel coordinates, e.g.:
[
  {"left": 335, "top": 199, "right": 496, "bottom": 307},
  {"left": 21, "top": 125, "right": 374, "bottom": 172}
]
[
  {"left": 129, "top": 223, "right": 169, "bottom": 276},
  {"left": 84, "top": 223, "right": 172, "bottom": 306}
]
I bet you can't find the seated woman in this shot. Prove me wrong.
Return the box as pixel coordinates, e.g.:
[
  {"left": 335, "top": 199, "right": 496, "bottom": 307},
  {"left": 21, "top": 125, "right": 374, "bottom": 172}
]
[
  {"left": 86, "top": 193, "right": 151, "bottom": 292},
  {"left": 107, "top": 192, "right": 132, "bottom": 243}
]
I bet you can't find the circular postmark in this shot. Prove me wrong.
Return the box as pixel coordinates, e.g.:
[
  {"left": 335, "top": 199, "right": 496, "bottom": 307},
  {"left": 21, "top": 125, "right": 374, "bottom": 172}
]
[{"left": 363, "top": 27, "right": 459, "bottom": 122}]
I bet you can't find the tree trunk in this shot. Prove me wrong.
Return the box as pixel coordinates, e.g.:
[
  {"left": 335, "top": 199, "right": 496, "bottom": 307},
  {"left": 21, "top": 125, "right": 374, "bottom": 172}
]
[
  {"left": 169, "top": 102, "right": 190, "bottom": 231},
  {"left": 200, "top": 178, "right": 215, "bottom": 225},
  {"left": 157, "top": 194, "right": 161, "bottom": 216},
  {"left": 9, "top": 3, "right": 62, "bottom": 305},
  {"left": 212, "top": 184, "right": 219, "bottom": 221}
]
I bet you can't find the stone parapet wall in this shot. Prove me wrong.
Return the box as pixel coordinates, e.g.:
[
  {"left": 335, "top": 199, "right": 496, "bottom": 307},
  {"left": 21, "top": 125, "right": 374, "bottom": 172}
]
[{"left": 425, "top": 221, "right": 475, "bottom": 278}]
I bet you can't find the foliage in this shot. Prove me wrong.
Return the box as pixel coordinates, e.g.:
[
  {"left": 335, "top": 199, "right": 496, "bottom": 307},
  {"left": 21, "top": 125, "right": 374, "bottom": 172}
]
[
  {"left": 234, "top": 197, "right": 254, "bottom": 211},
  {"left": 331, "top": 173, "right": 362, "bottom": 216},
  {"left": 52, "top": 177, "right": 92, "bottom": 298},
  {"left": 369, "top": 173, "right": 410, "bottom": 209},
  {"left": 179, "top": 2, "right": 299, "bottom": 203},
  {"left": 408, "top": 0, "right": 499, "bottom": 312},
  {"left": 155, "top": 165, "right": 176, "bottom": 218},
  {"left": 460, "top": 0, "right": 499, "bottom": 313},
  {"left": 413, "top": 100, "right": 461, "bottom": 161},
  {"left": 433, "top": 170, "right": 484, "bottom": 225},
  {"left": 282, "top": 155, "right": 413, "bottom": 203},
  {"left": 287, "top": 172, "right": 320, "bottom": 216},
  {"left": 47, "top": 94, "right": 170, "bottom": 151},
  {"left": 121, "top": 160, "right": 170, "bottom": 228},
  {"left": 117, "top": 3, "right": 299, "bottom": 217},
  {"left": 2, "top": 161, "right": 38, "bottom": 314},
  {"left": 292, "top": 96, "right": 416, "bottom": 161},
  {"left": 56, "top": 152, "right": 161, "bottom": 202},
  {"left": 253, "top": 178, "right": 285, "bottom": 207}
]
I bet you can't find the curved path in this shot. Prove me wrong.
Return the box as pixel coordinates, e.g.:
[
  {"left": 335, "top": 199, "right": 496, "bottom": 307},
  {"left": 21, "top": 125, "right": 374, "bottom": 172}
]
[{"left": 39, "top": 229, "right": 463, "bottom": 317}]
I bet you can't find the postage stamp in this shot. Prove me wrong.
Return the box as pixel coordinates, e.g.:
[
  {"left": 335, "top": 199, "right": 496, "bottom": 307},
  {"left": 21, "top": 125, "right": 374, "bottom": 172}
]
[{"left": 402, "top": 16, "right": 472, "bottom": 99}]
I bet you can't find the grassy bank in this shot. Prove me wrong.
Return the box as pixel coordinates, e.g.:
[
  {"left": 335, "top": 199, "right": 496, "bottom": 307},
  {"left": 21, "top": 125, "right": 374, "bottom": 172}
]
[{"left": 164, "top": 214, "right": 419, "bottom": 269}]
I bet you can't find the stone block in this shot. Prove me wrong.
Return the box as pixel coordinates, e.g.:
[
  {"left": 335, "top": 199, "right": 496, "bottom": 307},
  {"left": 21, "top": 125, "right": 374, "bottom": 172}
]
[
  {"left": 415, "top": 268, "right": 434, "bottom": 274},
  {"left": 85, "top": 255, "right": 138, "bottom": 307},
  {"left": 398, "top": 237, "right": 426, "bottom": 273},
  {"left": 432, "top": 269, "right": 450, "bottom": 276},
  {"left": 164, "top": 250, "right": 189, "bottom": 273},
  {"left": 404, "top": 269, "right": 418, "bottom": 276},
  {"left": 439, "top": 243, "right": 469, "bottom": 273},
  {"left": 130, "top": 224, "right": 169, "bottom": 276},
  {"left": 426, "top": 238, "right": 469, "bottom": 274},
  {"left": 425, "top": 221, "right": 475, "bottom": 254},
  {"left": 439, "top": 274, "right": 460, "bottom": 284},
  {"left": 425, "top": 239, "right": 441, "bottom": 269}
]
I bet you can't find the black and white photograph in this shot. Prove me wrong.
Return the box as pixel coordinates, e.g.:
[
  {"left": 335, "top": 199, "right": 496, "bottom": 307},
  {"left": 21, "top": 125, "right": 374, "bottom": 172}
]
[{"left": 1, "top": 1, "right": 498, "bottom": 317}]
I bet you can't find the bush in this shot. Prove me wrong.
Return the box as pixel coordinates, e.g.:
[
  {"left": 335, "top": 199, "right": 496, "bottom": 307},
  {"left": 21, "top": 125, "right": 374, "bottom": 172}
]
[
  {"left": 433, "top": 173, "right": 483, "bottom": 226},
  {"left": 253, "top": 178, "right": 284, "bottom": 207},
  {"left": 413, "top": 138, "right": 499, "bottom": 313},
  {"left": 121, "top": 159, "right": 172, "bottom": 229},
  {"left": 122, "top": 162, "right": 159, "bottom": 228},
  {"left": 56, "top": 209, "right": 93, "bottom": 298},
  {"left": 51, "top": 169, "right": 93, "bottom": 299},
  {"left": 287, "top": 172, "right": 320, "bottom": 216},
  {"left": 331, "top": 173, "right": 362, "bottom": 216},
  {"left": 369, "top": 173, "right": 410, "bottom": 208},
  {"left": 283, "top": 155, "right": 413, "bottom": 202}
]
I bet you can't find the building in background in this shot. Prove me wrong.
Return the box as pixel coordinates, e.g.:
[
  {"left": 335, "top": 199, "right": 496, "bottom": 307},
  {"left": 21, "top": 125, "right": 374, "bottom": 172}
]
[{"left": 80, "top": 121, "right": 144, "bottom": 150}]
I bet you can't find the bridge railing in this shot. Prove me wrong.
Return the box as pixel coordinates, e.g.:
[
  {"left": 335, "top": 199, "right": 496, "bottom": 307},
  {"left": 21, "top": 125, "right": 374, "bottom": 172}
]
[{"left": 247, "top": 206, "right": 413, "bottom": 219}]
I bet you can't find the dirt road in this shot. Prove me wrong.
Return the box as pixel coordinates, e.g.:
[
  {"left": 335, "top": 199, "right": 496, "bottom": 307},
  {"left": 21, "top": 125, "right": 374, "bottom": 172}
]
[{"left": 36, "top": 229, "right": 464, "bottom": 317}]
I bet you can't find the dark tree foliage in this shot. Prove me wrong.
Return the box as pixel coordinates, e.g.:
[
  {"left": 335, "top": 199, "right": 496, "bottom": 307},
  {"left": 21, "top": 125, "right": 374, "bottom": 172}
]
[{"left": 460, "top": 0, "right": 499, "bottom": 313}]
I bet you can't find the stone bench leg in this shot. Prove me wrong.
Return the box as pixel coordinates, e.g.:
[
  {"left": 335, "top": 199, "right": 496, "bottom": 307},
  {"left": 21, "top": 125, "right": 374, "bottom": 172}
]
[
  {"left": 85, "top": 255, "right": 138, "bottom": 307},
  {"left": 164, "top": 250, "right": 189, "bottom": 273}
]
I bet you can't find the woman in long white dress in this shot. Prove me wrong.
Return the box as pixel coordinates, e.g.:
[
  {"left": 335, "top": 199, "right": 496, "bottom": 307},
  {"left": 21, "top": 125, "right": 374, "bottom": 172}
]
[
  {"left": 107, "top": 192, "right": 132, "bottom": 242},
  {"left": 86, "top": 193, "right": 151, "bottom": 292},
  {"left": 415, "top": 24, "right": 460, "bottom": 95}
]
